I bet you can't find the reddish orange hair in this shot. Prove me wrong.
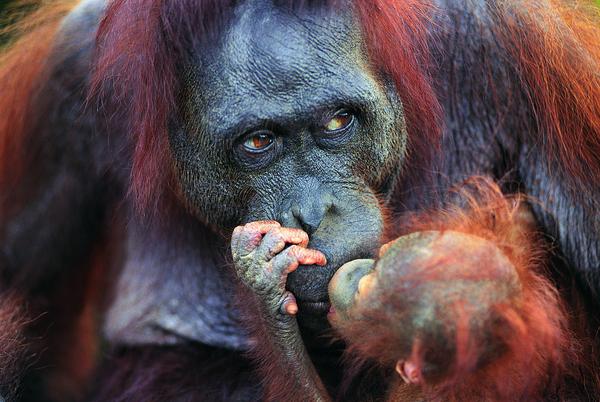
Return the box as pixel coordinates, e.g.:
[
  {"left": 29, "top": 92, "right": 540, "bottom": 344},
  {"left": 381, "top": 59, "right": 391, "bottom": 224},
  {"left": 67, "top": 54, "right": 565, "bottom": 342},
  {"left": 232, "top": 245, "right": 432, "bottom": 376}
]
[
  {"left": 493, "top": 1, "right": 600, "bottom": 188},
  {"left": 355, "top": 0, "right": 442, "bottom": 176},
  {"left": 0, "top": 1, "right": 76, "bottom": 203},
  {"left": 338, "top": 178, "right": 580, "bottom": 401}
]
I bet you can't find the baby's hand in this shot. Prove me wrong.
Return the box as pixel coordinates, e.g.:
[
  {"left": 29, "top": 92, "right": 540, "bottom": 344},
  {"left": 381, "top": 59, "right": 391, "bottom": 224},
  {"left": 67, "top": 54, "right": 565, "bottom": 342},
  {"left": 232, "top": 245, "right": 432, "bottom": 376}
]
[{"left": 231, "top": 221, "right": 327, "bottom": 315}]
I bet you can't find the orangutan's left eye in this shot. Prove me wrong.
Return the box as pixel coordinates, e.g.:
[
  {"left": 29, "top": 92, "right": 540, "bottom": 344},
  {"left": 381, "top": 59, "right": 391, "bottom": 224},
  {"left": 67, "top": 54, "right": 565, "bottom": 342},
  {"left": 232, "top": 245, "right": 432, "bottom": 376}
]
[{"left": 324, "top": 109, "right": 355, "bottom": 133}]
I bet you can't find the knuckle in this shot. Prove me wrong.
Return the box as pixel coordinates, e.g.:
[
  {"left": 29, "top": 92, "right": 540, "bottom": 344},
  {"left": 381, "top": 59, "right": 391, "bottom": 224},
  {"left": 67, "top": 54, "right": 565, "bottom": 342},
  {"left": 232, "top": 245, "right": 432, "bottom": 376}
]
[
  {"left": 268, "top": 240, "right": 286, "bottom": 255},
  {"left": 246, "top": 220, "right": 280, "bottom": 230},
  {"left": 288, "top": 227, "right": 307, "bottom": 238},
  {"left": 232, "top": 226, "right": 243, "bottom": 238},
  {"left": 240, "top": 231, "right": 261, "bottom": 246},
  {"left": 296, "top": 228, "right": 309, "bottom": 238}
]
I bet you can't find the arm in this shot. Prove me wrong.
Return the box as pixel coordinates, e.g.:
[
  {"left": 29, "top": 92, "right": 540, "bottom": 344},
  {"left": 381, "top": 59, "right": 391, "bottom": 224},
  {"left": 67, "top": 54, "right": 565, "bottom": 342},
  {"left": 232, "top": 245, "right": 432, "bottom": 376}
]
[{"left": 231, "top": 221, "right": 331, "bottom": 402}]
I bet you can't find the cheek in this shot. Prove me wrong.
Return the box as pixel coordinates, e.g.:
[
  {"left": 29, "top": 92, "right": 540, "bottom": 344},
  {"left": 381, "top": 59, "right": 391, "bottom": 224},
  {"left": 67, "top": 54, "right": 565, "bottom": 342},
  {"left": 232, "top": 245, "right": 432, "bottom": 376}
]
[
  {"left": 352, "top": 106, "right": 407, "bottom": 193},
  {"left": 327, "top": 276, "right": 379, "bottom": 327},
  {"left": 169, "top": 128, "right": 254, "bottom": 228},
  {"left": 357, "top": 272, "right": 377, "bottom": 297}
]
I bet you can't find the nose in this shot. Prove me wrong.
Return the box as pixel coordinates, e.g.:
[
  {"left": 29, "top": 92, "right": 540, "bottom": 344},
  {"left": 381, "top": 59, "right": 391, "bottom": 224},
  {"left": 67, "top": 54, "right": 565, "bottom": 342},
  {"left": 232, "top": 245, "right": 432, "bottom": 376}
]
[
  {"left": 281, "top": 185, "right": 334, "bottom": 235},
  {"left": 291, "top": 200, "right": 332, "bottom": 234}
]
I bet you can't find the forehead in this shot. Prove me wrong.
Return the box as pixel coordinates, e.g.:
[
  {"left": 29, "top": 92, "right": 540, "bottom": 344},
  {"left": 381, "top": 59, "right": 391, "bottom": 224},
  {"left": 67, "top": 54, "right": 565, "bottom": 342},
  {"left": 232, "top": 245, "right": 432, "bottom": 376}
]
[
  {"left": 222, "top": 0, "right": 361, "bottom": 79},
  {"left": 183, "top": 0, "right": 375, "bottom": 134}
]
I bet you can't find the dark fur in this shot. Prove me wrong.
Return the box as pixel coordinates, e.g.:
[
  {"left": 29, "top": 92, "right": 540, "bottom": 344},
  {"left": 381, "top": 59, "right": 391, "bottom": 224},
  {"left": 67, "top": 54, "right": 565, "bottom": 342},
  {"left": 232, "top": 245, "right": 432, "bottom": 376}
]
[
  {"left": 88, "top": 344, "right": 259, "bottom": 402},
  {"left": 0, "top": 294, "right": 28, "bottom": 401}
]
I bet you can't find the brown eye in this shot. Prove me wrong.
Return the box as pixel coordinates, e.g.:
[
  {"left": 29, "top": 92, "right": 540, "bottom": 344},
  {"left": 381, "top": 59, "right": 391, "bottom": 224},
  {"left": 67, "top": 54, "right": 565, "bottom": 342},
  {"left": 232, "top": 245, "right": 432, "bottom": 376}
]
[
  {"left": 324, "top": 110, "right": 354, "bottom": 132},
  {"left": 242, "top": 131, "right": 275, "bottom": 153}
]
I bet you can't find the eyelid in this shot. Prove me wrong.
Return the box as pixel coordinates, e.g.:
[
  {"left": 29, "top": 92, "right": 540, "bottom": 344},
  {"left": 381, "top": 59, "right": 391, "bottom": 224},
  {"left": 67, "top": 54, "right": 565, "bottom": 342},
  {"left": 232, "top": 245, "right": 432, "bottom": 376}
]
[{"left": 234, "top": 130, "right": 282, "bottom": 170}]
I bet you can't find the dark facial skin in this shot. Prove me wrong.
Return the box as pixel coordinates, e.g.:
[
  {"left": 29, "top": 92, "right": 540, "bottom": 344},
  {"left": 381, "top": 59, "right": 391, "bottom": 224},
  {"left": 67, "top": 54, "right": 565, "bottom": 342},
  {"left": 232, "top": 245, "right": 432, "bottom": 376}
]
[{"left": 168, "top": 0, "right": 406, "bottom": 329}]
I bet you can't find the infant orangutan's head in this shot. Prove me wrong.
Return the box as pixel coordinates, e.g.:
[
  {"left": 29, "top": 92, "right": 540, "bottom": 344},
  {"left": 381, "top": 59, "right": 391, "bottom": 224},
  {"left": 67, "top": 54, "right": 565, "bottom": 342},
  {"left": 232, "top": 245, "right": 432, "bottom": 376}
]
[{"left": 327, "top": 230, "right": 521, "bottom": 384}]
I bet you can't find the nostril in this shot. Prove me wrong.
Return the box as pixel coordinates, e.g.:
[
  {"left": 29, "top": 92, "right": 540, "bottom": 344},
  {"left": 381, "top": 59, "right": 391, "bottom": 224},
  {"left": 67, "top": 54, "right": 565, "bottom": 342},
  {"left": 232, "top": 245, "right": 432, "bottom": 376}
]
[
  {"left": 285, "top": 186, "right": 335, "bottom": 235},
  {"left": 292, "top": 204, "right": 329, "bottom": 235},
  {"left": 299, "top": 219, "right": 319, "bottom": 235}
]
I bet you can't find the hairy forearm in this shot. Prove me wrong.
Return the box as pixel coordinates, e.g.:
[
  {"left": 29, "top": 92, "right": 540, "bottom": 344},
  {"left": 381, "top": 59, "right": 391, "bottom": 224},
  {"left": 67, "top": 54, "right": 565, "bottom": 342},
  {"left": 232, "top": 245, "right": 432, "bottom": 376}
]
[
  {"left": 250, "top": 297, "right": 330, "bottom": 402},
  {"left": 231, "top": 221, "right": 331, "bottom": 401}
]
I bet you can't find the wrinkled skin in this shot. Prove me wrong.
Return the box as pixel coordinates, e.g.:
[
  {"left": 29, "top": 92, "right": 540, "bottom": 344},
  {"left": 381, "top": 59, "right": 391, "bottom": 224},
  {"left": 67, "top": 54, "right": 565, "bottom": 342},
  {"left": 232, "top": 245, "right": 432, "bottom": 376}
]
[{"left": 168, "top": 0, "right": 405, "bottom": 329}]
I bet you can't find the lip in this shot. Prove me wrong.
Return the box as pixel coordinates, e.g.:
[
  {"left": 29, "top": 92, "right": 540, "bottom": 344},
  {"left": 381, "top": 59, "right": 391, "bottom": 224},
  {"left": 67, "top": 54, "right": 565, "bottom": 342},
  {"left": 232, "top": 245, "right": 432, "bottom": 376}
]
[
  {"left": 298, "top": 301, "right": 330, "bottom": 315},
  {"left": 327, "top": 304, "right": 336, "bottom": 320}
]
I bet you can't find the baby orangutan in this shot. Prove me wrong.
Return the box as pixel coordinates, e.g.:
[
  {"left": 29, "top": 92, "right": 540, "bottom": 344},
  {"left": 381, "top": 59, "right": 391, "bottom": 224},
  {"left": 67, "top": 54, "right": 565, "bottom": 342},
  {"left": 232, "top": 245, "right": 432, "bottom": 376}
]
[
  {"left": 231, "top": 180, "right": 573, "bottom": 402},
  {"left": 328, "top": 231, "right": 522, "bottom": 395}
]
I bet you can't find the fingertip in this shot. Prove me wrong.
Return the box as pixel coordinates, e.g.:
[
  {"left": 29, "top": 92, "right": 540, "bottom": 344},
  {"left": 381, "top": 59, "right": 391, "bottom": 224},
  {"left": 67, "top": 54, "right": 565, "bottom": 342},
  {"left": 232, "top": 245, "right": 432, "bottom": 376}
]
[
  {"left": 291, "top": 229, "right": 309, "bottom": 247},
  {"left": 299, "top": 234, "right": 309, "bottom": 248},
  {"left": 316, "top": 252, "right": 327, "bottom": 266},
  {"left": 311, "top": 250, "right": 327, "bottom": 266},
  {"left": 285, "top": 302, "right": 298, "bottom": 315}
]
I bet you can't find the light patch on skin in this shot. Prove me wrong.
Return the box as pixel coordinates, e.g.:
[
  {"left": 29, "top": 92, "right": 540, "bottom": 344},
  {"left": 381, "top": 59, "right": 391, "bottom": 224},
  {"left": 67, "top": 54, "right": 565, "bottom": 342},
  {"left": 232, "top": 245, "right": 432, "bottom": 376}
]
[
  {"left": 355, "top": 271, "right": 377, "bottom": 302},
  {"left": 327, "top": 244, "right": 395, "bottom": 323},
  {"left": 327, "top": 258, "right": 375, "bottom": 322}
]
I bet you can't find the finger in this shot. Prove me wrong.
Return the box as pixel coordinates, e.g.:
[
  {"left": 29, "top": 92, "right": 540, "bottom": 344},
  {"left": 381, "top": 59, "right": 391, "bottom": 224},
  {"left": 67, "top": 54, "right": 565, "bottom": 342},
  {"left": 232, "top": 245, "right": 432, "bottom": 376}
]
[
  {"left": 244, "top": 220, "right": 281, "bottom": 232},
  {"left": 271, "top": 245, "right": 327, "bottom": 276},
  {"left": 234, "top": 221, "right": 282, "bottom": 257},
  {"left": 255, "top": 227, "right": 309, "bottom": 261},
  {"left": 279, "top": 291, "right": 298, "bottom": 316},
  {"left": 287, "top": 245, "right": 327, "bottom": 267},
  {"left": 231, "top": 225, "right": 244, "bottom": 254}
]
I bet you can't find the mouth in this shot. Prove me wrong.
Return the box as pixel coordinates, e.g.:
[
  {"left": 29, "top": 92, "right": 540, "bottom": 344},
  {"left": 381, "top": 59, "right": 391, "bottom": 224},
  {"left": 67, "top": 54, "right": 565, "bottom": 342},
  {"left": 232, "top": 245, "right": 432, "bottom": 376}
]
[
  {"left": 327, "top": 304, "right": 337, "bottom": 320},
  {"left": 298, "top": 301, "right": 330, "bottom": 315}
]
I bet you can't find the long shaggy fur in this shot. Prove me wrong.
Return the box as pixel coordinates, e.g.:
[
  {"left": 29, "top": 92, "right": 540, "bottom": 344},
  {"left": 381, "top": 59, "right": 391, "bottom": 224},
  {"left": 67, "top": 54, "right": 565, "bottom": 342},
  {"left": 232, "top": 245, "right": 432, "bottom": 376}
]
[
  {"left": 338, "top": 178, "right": 581, "bottom": 401},
  {"left": 88, "top": 344, "right": 259, "bottom": 402},
  {"left": 0, "top": 0, "right": 76, "bottom": 205},
  {"left": 493, "top": 0, "right": 600, "bottom": 189}
]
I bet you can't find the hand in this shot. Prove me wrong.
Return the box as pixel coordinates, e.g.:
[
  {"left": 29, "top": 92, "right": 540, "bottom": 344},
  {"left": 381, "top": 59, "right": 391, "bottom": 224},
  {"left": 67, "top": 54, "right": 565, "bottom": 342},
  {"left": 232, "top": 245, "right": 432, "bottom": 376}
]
[{"left": 231, "top": 221, "right": 327, "bottom": 315}]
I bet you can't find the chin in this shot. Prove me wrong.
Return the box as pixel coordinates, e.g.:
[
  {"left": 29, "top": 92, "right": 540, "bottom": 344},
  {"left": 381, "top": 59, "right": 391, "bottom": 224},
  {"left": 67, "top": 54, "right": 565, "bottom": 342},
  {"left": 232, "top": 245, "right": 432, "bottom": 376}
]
[{"left": 296, "top": 301, "right": 331, "bottom": 332}]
